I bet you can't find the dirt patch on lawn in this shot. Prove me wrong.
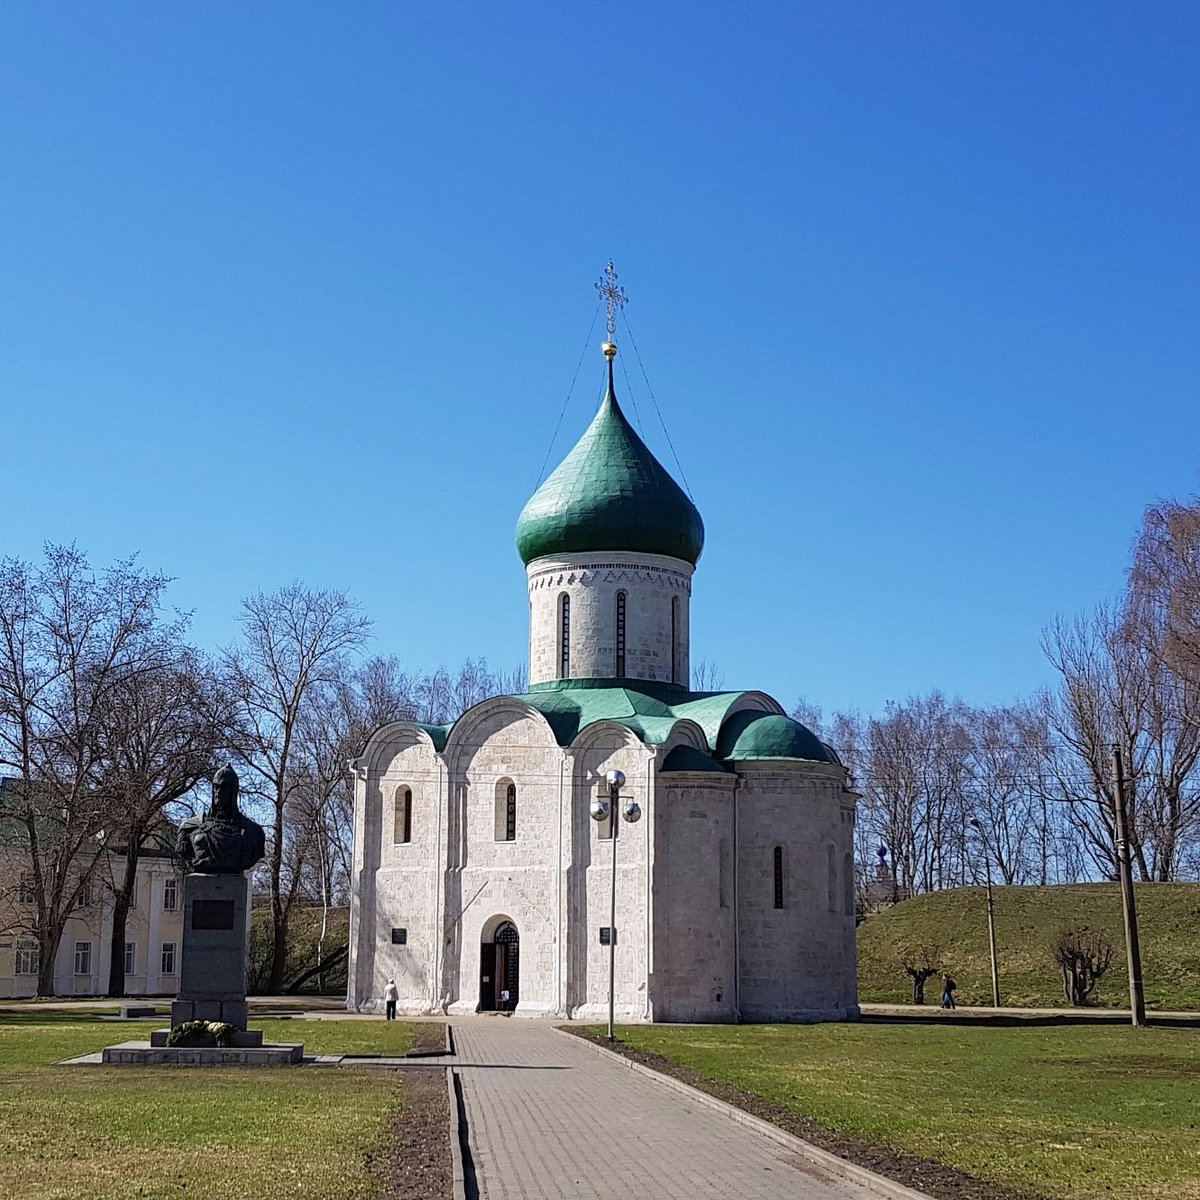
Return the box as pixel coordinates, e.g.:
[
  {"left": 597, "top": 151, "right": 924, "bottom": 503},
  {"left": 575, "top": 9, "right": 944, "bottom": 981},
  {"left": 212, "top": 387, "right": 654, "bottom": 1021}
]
[
  {"left": 566, "top": 1029, "right": 1046, "bottom": 1200},
  {"left": 409, "top": 1022, "right": 448, "bottom": 1056},
  {"left": 1046, "top": 1054, "right": 1200, "bottom": 1078},
  {"left": 367, "top": 1068, "right": 452, "bottom": 1200}
]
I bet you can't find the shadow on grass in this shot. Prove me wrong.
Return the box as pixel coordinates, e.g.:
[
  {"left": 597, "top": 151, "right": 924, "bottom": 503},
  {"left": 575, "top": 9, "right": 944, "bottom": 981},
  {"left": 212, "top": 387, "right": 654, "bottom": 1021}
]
[{"left": 0, "top": 1010, "right": 143, "bottom": 1026}]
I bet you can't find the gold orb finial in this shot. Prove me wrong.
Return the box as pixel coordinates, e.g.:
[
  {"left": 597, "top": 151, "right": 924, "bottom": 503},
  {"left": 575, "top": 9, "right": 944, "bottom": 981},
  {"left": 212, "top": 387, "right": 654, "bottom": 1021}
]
[{"left": 602, "top": 341, "right": 618, "bottom": 360}]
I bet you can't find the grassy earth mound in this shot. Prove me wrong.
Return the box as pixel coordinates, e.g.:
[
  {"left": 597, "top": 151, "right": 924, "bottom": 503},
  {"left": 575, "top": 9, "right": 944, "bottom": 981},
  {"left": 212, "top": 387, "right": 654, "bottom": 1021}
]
[{"left": 857, "top": 882, "right": 1200, "bottom": 1009}]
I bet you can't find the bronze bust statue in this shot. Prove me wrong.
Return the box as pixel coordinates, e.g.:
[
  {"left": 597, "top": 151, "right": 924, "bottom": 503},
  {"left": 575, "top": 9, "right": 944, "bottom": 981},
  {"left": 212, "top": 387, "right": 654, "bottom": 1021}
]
[{"left": 177, "top": 765, "right": 266, "bottom": 874}]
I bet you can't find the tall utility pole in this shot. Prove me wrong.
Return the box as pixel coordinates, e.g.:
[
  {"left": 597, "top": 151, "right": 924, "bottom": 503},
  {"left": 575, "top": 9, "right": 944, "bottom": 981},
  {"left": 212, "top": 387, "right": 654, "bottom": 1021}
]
[
  {"left": 1111, "top": 745, "right": 1147, "bottom": 1027},
  {"left": 969, "top": 819, "right": 1001, "bottom": 1007},
  {"left": 981, "top": 854, "right": 1000, "bottom": 1008}
]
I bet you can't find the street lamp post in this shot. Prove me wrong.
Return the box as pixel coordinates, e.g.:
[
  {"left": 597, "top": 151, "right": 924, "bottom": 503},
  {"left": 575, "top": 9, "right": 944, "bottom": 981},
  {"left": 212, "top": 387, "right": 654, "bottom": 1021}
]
[
  {"left": 589, "top": 768, "right": 641, "bottom": 1041},
  {"left": 969, "top": 819, "right": 1001, "bottom": 1007}
]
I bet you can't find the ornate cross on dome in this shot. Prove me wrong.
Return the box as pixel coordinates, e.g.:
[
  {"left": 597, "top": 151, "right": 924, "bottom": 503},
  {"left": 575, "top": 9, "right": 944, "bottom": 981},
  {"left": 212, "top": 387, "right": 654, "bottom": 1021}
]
[{"left": 595, "top": 260, "right": 628, "bottom": 360}]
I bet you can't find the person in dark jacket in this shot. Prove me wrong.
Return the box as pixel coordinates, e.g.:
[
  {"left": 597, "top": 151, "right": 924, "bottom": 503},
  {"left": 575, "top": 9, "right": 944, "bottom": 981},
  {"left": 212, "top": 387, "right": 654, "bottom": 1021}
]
[{"left": 941, "top": 973, "right": 957, "bottom": 1009}]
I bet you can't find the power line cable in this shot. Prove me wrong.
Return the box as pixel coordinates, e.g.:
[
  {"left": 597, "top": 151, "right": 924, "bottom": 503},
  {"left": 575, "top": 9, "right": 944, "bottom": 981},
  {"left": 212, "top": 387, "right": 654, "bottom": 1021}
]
[
  {"left": 617, "top": 349, "right": 646, "bottom": 437},
  {"left": 619, "top": 308, "right": 694, "bottom": 499},
  {"left": 535, "top": 302, "right": 601, "bottom": 486}
]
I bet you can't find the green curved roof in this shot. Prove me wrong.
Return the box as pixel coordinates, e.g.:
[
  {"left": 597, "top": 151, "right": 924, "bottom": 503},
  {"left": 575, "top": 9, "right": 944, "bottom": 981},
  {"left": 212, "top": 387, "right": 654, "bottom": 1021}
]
[
  {"left": 514, "top": 678, "right": 759, "bottom": 749},
  {"left": 516, "top": 367, "right": 704, "bottom": 566},
  {"left": 714, "top": 712, "right": 837, "bottom": 764},
  {"left": 660, "top": 745, "right": 731, "bottom": 774},
  {"left": 416, "top": 723, "right": 453, "bottom": 752},
  {"left": 374, "top": 684, "right": 843, "bottom": 770}
]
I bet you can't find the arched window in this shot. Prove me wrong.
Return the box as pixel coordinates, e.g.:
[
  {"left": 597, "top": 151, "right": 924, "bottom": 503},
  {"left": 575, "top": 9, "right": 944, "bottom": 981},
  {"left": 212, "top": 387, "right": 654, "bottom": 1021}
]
[
  {"left": 670, "top": 595, "right": 679, "bottom": 683},
  {"left": 827, "top": 844, "right": 838, "bottom": 911},
  {"left": 393, "top": 787, "right": 412, "bottom": 845},
  {"left": 844, "top": 852, "right": 855, "bottom": 916},
  {"left": 495, "top": 780, "right": 517, "bottom": 842},
  {"left": 559, "top": 593, "right": 571, "bottom": 679},
  {"left": 615, "top": 591, "right": 626, "bottom": 677},
  {"left": 773, "top": 845, "right": 784, "bottom": 909}
]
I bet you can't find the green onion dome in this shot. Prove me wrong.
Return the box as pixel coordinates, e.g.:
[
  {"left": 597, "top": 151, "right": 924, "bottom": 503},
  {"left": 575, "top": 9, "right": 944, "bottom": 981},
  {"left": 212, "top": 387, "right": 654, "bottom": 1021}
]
[
  {"left": 516, "top": 368, "right": 704, "bottom": 566},
  {"left": 715, "top": 711, "right": 837, "bottom": 764}
]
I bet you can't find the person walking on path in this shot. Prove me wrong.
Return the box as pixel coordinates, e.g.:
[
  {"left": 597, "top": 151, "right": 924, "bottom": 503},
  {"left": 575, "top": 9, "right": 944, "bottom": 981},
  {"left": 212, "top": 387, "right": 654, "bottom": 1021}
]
[
  {"left": 941, "top": 973, "right": 956, "bottom": 1009},
  {"left": 383, "top": 978, "right": 398, "bottom": 1020}
]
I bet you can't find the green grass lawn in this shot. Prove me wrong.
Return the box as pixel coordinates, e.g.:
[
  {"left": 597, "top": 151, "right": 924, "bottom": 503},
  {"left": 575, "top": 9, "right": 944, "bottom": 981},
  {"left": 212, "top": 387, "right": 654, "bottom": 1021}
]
[
  {"left": 858, "top": 882, "right": 1200, "bottom": 1010},
  {"left": 0, "top": 1012, "right": 422, "bottom": 1200},
  {"left": 612, "top": 1021, "right": 1200, "bottom": 1200}
]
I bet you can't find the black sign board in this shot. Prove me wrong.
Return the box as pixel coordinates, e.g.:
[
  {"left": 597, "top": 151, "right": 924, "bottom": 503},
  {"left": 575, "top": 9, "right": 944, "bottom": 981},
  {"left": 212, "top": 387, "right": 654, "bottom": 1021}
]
[
  {"left": 599, "top": 927, "right": 617, "bottom": 946},
  {"left": 192, "top": 899, "right": 236, "bottom": 930},
  {"left": 391, "top": 927, "right": 407, "bottom": 945}
]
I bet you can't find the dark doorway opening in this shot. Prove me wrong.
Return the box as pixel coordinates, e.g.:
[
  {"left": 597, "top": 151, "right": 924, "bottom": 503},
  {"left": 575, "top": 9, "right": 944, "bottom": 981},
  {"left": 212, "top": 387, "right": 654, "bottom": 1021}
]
[{"left": 479, "top": 920, "right": 520, "bottom": 1012}]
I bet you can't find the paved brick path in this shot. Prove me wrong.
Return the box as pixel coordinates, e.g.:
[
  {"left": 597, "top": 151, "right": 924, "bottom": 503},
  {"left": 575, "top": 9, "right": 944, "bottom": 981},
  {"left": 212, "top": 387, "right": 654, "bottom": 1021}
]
[{"left": 452, "top": 1019, "right": 887, "bottom": 1200}]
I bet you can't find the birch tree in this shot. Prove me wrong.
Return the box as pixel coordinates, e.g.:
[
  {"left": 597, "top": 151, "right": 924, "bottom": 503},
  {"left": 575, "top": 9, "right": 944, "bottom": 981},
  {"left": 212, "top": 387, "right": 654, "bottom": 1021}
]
[{"left": 224, "top": 584, "right": 371, "bottom": 994}]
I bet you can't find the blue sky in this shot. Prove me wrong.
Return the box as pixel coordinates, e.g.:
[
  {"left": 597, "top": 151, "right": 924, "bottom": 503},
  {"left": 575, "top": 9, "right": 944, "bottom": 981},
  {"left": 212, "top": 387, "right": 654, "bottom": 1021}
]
[{"left": 1, "top": 3, "right": 1197, "bottom": 718}]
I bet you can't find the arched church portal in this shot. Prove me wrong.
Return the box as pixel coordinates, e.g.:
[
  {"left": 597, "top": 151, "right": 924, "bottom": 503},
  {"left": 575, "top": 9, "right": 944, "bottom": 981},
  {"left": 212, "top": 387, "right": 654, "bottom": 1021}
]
[{"left": 479, "top": 919, "right": 520, "bottom": 1012}]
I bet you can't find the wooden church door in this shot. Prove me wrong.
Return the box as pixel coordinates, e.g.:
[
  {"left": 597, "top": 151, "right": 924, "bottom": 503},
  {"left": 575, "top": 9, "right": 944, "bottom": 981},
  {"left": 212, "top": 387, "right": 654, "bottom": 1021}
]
[{"left": 494, "top": 922, "right": 519, "bottom": 1011}]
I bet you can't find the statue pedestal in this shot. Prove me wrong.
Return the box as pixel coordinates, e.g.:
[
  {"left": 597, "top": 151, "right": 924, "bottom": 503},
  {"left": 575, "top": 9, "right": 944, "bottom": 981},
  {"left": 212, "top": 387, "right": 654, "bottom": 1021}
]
[{"left": 170, "top": 872, "right": 251, "bottom": 1031}]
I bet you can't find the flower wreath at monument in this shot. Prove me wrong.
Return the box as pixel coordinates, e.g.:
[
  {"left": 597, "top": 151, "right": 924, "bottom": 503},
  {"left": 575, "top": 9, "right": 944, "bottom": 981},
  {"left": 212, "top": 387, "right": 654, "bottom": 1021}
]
[{"left": 165, "top": 1019, "right": 237, "bottom": 1048}]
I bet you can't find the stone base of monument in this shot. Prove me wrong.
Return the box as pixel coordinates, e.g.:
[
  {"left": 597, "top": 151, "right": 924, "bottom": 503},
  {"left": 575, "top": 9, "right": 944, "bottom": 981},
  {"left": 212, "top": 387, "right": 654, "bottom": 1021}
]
[
  {"left": 101, "top": 1039, "right": 304, "bottom": 1066},
  {"left": 97, "top": 870, "right": 306, "bottom": 1067}
]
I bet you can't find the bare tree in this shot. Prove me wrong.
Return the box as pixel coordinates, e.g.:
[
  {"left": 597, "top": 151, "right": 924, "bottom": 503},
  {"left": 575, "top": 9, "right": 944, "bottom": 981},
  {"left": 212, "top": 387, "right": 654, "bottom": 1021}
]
[
  {"left": 93, "top": 649, "right": 231, "bottom": 997},
  {"left": 0, "top": 546, "right": 174, "bottom": 995},
  {"left": 1126, "top": 501, "right": 1200, "bottom": 877},
  {"left": 280, "top": 657, "right": 422, "bottom": 989},
  {"left": 1052, "top": 926, "right": 1114, "bottom": 1006},
  {"left": 406, "top": 657, "right": 529, "bottom": 725},
  {"left": 1043, "top": 596, "right": 1200, "bottom": 881},
  {"left": 1131, "top": 496, "right": 1200, "bottom": 698},
  {"left": 898, "top": 941, "right": 942, "bottom": 1005},
  {"left": 845, "top": 693, "right": 973, "bottom": 896},
  {"left": 1042, "top": 607, "right": 1148, "bottom": 879},
  {"left": 962, "top": 703, "right": 1051, "bottom": 885},
  {"left": 224, "top": 584, "right": 371, "bottom": 994},
  {"left": 789, "top": 697, "right": 826, "bottom": 738},
  {"left": 691, "top": 660, "right": 724, "bottom": 691}
]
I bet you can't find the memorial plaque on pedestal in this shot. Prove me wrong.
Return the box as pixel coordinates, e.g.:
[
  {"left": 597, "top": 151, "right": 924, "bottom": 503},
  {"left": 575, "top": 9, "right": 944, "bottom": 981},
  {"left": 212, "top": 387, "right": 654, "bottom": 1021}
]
[
  {"left": 171, "top": 871, "right": 252, "bottom": 1031},
  {"left": 192, "top": 899, "right": 236, "bottom": 930}
]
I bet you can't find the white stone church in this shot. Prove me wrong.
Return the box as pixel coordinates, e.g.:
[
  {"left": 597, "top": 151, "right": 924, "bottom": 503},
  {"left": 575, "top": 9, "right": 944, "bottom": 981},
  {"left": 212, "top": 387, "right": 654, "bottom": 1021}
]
[{"left": 346, "top": 339, "right": 859, "bottom": 1023}]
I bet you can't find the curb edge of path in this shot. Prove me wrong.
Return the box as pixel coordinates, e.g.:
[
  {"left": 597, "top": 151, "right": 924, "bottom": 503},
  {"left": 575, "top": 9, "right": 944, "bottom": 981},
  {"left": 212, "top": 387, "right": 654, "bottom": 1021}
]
[{"left": 552, "top": 1027, "right": 934, "bottom": 1200}]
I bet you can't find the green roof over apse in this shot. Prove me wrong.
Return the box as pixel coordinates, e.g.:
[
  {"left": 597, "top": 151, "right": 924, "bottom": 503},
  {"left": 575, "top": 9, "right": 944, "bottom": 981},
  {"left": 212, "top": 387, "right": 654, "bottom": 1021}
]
[
  {"left": 660, "top": 745, "right": 731, "bottom": 774},
  {"left": 714, "top": 712, "right": 838, "bottom": 764},
  {"left": 515, "top": 363, "right": 704, "bottom": 566}
]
